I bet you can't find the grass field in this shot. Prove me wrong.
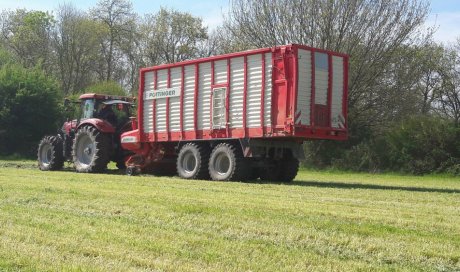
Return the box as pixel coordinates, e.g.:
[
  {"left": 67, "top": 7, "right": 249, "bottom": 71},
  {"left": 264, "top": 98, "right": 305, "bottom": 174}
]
[{"left": 0, "top": 159, "right": 459, "bottom": 271}]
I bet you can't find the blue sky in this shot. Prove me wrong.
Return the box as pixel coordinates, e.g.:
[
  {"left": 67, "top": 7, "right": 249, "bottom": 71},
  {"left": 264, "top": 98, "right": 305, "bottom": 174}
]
[
  {"left": 427, "top": 0, "right": 460, "bottom": 44},
  {"left": 0, "top": 0, "right": 458, "bottom": 44}
]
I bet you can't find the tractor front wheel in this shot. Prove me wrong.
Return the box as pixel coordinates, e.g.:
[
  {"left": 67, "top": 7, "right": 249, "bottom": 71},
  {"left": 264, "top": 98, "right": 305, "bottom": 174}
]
[
  {"left": 72, "top": 126, "right": 111, "bottom": 173},
  {"left": 37, "top": 135, "right": 64, "bottom": 171}
]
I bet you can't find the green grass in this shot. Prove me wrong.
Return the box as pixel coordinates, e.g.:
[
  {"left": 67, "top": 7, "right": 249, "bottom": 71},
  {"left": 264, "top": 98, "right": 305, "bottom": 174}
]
[{"left": 0, "top": 160, "right": 459, "bottom": 271}]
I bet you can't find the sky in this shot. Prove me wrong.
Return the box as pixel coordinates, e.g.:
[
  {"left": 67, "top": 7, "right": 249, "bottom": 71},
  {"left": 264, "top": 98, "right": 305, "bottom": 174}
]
[
  {"left": 427, "top": 0, "right": 460, "bottom": 44},
  {"left": 0, "top": 0, "right": 458, "bottom": 44}
]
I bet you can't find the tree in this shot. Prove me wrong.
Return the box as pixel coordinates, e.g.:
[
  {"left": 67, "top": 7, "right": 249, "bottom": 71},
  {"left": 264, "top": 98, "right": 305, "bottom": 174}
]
[
  {"left": 140, "top": 7, "right": 208, "bottom": 65},
  {"left": 224, "top": 0, "right": 430, "bottom": 130},
  {"left": 53, "top": 4, "right": 106, "bottom": 95},
  {"left": 91, "top": 0, "right": 136, "bottom": 82},
  {"left": 0, "top": 9, "right": 55, "bottom": 73},
  {"left": 84, "top": 80, "right": 126, "bottom": 96},
  {"left": 368, "top": 42, "right": 444, "bottom": 127},
  {"left": 416, "top": 42, "right": 444, "bottom": 114},
  {"left": 437, "top": 39, "right": 460, "bottom": 126}
]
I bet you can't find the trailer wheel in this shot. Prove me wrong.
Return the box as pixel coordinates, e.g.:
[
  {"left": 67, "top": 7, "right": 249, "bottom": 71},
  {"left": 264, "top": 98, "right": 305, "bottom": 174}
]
[
  {"left": 259, "top": 157, "right": 299, "bottom": 182},
  {"left": 249, "top": 167, "right": 260, "bottom": 181},
  {"left": 37, "top": 135, "right": 64, "bottom": 171},
  {"left": 177, "top": 143, "right": 210, "bottom": 179},
  {"left": 72, "top": 126, "right": 111, "bottom": 173},
  {"left": 208, "top": 143, "right": 249, "bottom": 181},
  {"left": 259, "top": 161, "right": 281, "bottom": 182},
  {"left": 279, "top": 157, "right": 299, "bottom": 182}
]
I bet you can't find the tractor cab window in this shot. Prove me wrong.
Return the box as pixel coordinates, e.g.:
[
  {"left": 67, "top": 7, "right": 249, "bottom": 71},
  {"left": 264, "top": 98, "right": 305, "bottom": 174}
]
[
  {"left": 81, "top": 99, "right": 95, "bottom": 119},
  {"left": 96, "top": 103, "right": 116, "bottom": 125},
  {"left": 112, "top": 103, "right": 129, "bottom": 126},
  {"left": 113, "top": 104, "right": 129, "bottom": 120}
]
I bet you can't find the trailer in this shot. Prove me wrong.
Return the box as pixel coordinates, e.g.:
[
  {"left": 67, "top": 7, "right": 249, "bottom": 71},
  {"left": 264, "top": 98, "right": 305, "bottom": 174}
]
[{"left": 121, "top": 44, "right": 348, "bottom": 181}]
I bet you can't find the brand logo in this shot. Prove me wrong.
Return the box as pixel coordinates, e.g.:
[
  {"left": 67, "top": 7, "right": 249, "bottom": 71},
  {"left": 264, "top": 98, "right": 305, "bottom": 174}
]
[
  {"left": 144, "top": 87, "right": 180, "bottom": 100},
  {"left": 121, "top": 136, "right": 137, "bottom": 143}
]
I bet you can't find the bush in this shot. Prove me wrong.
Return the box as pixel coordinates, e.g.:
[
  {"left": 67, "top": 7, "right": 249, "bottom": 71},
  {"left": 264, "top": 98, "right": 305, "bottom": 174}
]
[
  {"left": 304, "top": 116, "right": 460, "bottom": 175},
  {"left": 382, "top": 116, "right": 460, "bottom": 174},
  {"left": 83, "top": 80, "right": 126, "bottom": 96},
  {"left": 0, "top": 63, "right": 62, "bottom": 156}
]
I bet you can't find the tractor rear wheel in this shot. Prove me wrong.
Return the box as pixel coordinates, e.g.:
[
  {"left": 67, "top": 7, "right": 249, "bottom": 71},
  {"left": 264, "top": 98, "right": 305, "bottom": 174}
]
[
  {"left": 37, "top": 135, "right": 64, "bottom": 171},
  {"left": 208, "top": 143, "right": 249, "bottom": 181},
  {"left": 72, "top": 126, "right": 111, "bottom": 173},
  {"left": 176, "top": 143, "right": 210, "bottom": 179}
]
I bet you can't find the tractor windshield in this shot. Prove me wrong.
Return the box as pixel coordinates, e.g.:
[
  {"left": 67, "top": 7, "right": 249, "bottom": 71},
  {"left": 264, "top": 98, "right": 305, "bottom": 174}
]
[{"left": 81, "top": 99, "right": 95, "bottom": 119}]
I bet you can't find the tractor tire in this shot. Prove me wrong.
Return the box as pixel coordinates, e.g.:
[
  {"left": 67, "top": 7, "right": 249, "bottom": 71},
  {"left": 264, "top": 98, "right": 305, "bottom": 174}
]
[
  {"left": 177, "top": 143, "right": 210, "bottom": 179},
  {"left": 279, "top": 157, "right": 299, "bottom": 182},
  {"left": 208, "top": 143, "right": 250, "bottom": 181},
  {"left": 37, "top": 135, "right": 64, "bottom": 171},
  {"left": 116, "top": 160, "right": 126, "bottom": 170},
  {"left": 72, "top": 126, "right": 111, "bottom": 173}
]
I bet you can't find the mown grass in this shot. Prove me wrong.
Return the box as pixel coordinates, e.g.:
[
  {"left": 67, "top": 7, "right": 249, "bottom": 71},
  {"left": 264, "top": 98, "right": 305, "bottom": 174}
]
[{"left": 0, "top": 160, "right": 459, "bottom": 271}]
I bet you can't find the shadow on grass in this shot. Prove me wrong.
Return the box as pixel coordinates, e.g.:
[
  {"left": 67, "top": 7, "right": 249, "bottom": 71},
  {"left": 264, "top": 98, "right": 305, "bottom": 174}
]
[
  {"left": 4, "top": 160, "right": 458, "bottom": 194},
  {"left": 58, "top": 169, "right": 460, "bottom": 194},
  {"left": 260, "top": 180, "right": 460, "bottom": 194}
]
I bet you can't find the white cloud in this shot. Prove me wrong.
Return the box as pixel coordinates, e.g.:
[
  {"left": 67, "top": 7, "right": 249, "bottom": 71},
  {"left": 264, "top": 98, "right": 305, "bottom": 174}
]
[{"left": 426, "top": 11, "right": 460, "bottom": 45}]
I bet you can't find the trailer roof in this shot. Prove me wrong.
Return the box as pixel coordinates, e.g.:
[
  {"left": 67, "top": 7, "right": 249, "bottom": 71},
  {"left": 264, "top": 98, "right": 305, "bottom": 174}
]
[{"left": 140, "top": 44, "right": 349, "bottom": 73}]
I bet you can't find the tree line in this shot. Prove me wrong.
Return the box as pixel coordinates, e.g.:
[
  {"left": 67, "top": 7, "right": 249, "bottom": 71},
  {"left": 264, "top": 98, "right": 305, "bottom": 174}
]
[{"left": 0, "top": 0, "right": 459, "bottom": 175}]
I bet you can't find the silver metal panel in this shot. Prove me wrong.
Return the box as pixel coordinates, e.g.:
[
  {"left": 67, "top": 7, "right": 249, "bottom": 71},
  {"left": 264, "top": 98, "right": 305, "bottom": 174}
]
[
  {"left": 155, "top": 69, "right": 168, "bottom": 132},
  {"left": 230, "top": 57, "right": 244, "bottom": 128},
  {"left": 183, "top": 65, "right": 195, "bottom": 131},
  {"left": 296, "top": 49, "right": 311, "bottom": 126},
  {"left": 169, "top": 67, "right": 181, "bottom": 132},
  {"left": 198, "top": 62, "right": 211, "bottom": 130},
  {"left": 264, "top": 53, "right": 272, "bottom": 127},
  {"left": 246, "top": 54, "right": 262, "bottom": 128},
  {"left": 315, "top": 70, "right": 328, "bottom": 105},
  {"left": 214, "top": 59, "right": 227, "bottom": 84},
  {"left": 314, "top": 52, "right": 328, "bottom": 105},
  {"left": 143, "top": 71, "right": 154, "bottom": 133}
]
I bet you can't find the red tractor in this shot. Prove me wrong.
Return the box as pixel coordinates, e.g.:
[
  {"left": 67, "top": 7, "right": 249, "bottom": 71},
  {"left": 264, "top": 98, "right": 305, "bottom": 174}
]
[{"left": 37, "top": 93, "right": 134, "bottom": 172}]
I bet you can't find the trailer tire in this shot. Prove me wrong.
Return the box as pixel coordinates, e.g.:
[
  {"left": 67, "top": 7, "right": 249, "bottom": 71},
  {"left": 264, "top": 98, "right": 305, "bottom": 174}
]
[
  {"left": 208, "top": 143, "right": 249, "bottom": 181},
  {"left": 249, "top": 167, "right": 259, "bottom": 181},
  {"left": 72, "top": 126, "right": 111, "bottom": 173},
  {"left": 37, "top": 135, "right": 64, "bottom": 171},
  {"left": 259, "top": 161, "right": 281, "bottom": 182},
  {"left": 279, "top": 157, "right": 299, "bottom": 182},
  {"left": 177, "top": 143, "right": 210, "bottom": 179}
]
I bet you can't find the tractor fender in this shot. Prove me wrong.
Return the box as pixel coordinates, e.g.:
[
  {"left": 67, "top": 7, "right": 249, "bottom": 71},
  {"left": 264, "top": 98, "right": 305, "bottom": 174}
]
[{"left": 77, "top": 118, "right": 115, "bottom": 133}]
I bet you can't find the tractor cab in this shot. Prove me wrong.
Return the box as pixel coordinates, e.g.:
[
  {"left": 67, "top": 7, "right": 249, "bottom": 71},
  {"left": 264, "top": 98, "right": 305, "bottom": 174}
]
[{"left": 78, "top": 93, "right": 133, "bottom": 129}]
